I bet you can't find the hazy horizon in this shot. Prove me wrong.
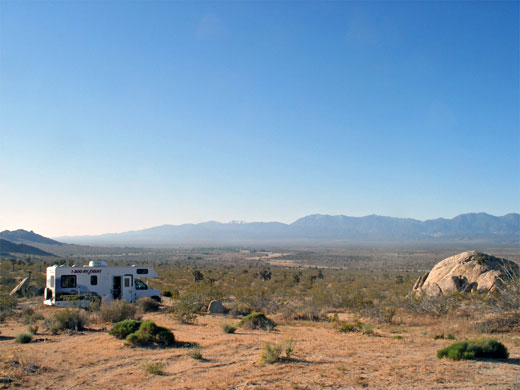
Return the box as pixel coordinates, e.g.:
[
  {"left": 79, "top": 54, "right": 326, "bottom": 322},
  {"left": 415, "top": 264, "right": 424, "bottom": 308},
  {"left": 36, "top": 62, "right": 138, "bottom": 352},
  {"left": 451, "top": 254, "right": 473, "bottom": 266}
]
[{"left": 1, "top": 1, "right": 518, "bottom": 237}]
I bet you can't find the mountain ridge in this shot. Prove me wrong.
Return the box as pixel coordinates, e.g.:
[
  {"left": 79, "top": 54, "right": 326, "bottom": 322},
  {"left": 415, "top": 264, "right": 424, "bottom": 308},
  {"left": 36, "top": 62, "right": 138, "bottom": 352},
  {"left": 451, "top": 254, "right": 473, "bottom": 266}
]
[
  {"left": 54, "top": 212, "right": 520, "bottom": 246},
  {"left": 0, "top": 239, "right": 56, "bottom": 257}
]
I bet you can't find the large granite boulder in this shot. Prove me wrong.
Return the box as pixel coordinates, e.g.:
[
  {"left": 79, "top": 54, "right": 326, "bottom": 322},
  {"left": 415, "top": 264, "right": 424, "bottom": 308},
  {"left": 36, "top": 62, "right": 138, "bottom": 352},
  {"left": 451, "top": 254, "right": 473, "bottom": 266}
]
[{"left": 413, "top": 251, "right": 519, "bottom": 296}]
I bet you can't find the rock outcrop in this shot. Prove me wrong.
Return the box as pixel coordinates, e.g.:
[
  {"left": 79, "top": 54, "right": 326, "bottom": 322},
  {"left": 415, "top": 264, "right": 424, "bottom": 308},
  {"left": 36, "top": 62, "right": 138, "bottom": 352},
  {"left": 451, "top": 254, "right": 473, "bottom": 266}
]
[
  {"left": 208, "top": 300, "right": 227, "bottom": 314},
  {"left": 413, "top": 251, "right": 519, "bottom": 296}
]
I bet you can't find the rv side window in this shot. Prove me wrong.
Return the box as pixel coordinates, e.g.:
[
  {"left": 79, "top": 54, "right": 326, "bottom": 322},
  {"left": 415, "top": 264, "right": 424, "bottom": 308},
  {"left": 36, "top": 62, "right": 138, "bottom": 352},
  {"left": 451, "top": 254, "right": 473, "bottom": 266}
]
[
  {"left": 91, "top": 275, "right": 98, "bottom": 285},
  {"left": 136, "top": 269, "right": 148, "bottom": 275},
  {"left": 61, "top": 275, "right": 76, "bottom": 288},
  {"left": 135, "top": 279, "right": 148, "bottom": 290}
]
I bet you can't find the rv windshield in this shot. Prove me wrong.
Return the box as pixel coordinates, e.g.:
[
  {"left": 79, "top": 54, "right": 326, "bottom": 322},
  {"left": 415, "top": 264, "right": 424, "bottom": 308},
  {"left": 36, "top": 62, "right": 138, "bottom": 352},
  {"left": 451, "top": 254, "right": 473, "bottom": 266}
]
[{"left": 135, "top": 279, "right": 148, "bottom": 290}]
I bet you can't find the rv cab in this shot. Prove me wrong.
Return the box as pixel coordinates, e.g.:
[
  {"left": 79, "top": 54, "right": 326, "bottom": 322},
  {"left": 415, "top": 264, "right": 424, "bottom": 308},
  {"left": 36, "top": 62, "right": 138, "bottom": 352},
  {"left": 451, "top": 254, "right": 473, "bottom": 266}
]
[{"left": 44, "top": 261, "right": 161, "bottom": 307}]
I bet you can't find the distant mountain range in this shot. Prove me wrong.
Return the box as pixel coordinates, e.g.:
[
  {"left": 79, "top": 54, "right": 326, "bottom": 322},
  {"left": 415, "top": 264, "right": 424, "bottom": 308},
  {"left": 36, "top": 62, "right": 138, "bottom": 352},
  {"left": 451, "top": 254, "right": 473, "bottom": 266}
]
[
  {"left": 55, "top": 212, "right": 520, "bottom": 246},
  {"left": 0, "top": 239, "right": 55, "bottom": 257}
]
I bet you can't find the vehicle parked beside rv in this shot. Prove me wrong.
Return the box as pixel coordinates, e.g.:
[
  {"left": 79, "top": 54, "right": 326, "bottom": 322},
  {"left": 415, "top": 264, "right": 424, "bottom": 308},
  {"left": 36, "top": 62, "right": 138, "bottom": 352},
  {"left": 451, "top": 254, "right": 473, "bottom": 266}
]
[{"left": 43, "top": 261, "right": 161, "bottom": 307}]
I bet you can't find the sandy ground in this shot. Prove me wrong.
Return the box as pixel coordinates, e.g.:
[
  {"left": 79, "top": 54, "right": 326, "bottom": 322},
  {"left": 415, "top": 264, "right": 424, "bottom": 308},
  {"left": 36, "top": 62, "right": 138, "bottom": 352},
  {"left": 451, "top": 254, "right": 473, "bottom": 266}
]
[{"left": 1, "top": 310, "right": 520, "bottom": 390}]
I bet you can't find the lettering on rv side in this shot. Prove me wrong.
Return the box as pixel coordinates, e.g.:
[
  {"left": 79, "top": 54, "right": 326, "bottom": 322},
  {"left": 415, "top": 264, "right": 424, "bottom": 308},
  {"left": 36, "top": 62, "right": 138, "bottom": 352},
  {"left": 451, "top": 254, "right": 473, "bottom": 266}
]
[{"left": 71, "top": 269, "right": 102, "bottom": 274}]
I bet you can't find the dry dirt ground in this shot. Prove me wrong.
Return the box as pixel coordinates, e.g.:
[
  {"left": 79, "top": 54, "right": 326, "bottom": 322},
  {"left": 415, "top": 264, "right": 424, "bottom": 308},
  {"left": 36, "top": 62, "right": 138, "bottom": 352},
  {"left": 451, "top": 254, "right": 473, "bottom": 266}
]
[{"left": 1, "top": 309, "right": 520, "bottom": 390}]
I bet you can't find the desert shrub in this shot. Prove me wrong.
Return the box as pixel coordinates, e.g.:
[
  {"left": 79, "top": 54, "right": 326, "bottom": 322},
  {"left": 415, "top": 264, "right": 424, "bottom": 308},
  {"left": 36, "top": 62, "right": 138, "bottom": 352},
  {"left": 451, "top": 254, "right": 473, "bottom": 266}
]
[
  {"left": 437, "top": 338, "right": 509, "bottom": 361},
  {"left": 259, "top": 339, "right": 296, "bottom": 364},
  {"left": 190, "top": 348, "right": 203, "bottom": 360},
  {"left": 141, "top": 360, "right": 163, "bottom": 375},
  {"left": 434, "top": 333, "right": 455, "bottom": 340},
  {"left": 22, "top": 308, "right": 44, "bottom": 325},
  {"left": 402, "top": 294, "right": 459, "bottom": 317},
  {"left": 229, "top": 302, "right": 253, "bottom": 316},
  {"left": 336, "top": 322, "right": 358, "bottom": 332},
  {"left": 0, "top": 294, "right": 17, "bottom": 321},
  {"left": 474, "top": 312, "right": 520, "bottom": 334},
  {"left": 239, "top": 312, "right": 275, "bottom": 331},
  {"left": 162, "top": 290, "right": 172, "bottom": 298},
  {"left": 137, "top": 297, "right": 160, "bottom": 313},
  {"left": 363, "top": 306, "right": 396, "bottom": 324},
  {"left": 27, "top": 325, "right": 39, "bottom": 335},
  {"left": 221, "top": 323, "right": 237, "bottom": 334},
  {"left": 15, "top": 332, "right": 33, "bottom": 344},
  {"left": 125, "top": 321, "right": 175, "bottom": 347},
  {"left": 44, "top": 309, "right": 88, "bottom": 334},
  {"left": 109, "top": 320, "right": 142, "bottom": 339},
  {"left": 283, "top": 338, "right": 296, "bottom": 358},
  {"left": 259, "top": 342, "right": 282, "bottom": 364},
  {"left": 99, "top": 300, "right": 138, "bottom": 323},
  {"left": 334, "top": 319, "right": 373, "bottom": 335}
]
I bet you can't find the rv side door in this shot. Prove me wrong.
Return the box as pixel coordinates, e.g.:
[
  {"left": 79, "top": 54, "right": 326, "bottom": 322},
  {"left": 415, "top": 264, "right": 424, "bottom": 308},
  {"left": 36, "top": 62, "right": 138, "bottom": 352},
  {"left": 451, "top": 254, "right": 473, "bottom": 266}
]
[{"left": 122, "top": 274, "right": 134, "bottom": 302}]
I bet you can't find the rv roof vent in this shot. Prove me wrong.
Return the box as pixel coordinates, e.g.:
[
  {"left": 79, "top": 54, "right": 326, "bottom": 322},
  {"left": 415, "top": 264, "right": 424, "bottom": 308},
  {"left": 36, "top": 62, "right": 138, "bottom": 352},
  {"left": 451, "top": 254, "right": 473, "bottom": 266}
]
[{"left": 88, "top": 261, "right": 107, "bottom": 267}]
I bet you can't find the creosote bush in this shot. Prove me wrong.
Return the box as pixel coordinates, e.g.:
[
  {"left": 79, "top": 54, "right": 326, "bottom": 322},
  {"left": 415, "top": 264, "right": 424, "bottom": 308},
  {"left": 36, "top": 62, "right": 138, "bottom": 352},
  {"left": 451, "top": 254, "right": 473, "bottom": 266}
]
[
  {"left": 239, "top": 312, "right": 275, "bottom": 331},
  {"left": 99, "top": 300, "right": 138, "bottom": 323},
  {"left": 16, "top": 332, "right": 33, "bottom": 344},
  {"left": 437, "top": 338, "right": 509, "bottom": 361},
  {"left": 109, "top": 320, "right": 142, "bottom": 339},
  {"left": 123, "top": 320, "right": 175, "bottom": 347},
  {"left": 137, "top": 297, "right": 160, "bottom": 313}
]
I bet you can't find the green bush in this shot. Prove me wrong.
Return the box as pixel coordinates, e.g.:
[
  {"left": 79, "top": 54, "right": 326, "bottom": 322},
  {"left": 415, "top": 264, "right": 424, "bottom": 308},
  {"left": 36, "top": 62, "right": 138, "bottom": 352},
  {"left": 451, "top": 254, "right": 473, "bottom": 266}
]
[
  {"left": 238, "top": 312, "right": 275, "bottom": 331},
  {"left": 99, "top": 300, "right": 138, "bottom": 323},
  {"left": 124, "top": 320, "right": 175, "bottom": 347},
  {"left": 437, "top": 338, "right": 509, "bottom": 361},
  {"left": 221, "top": 323, "right": 237, "bottom": 334},
  {"left": 45, "top": 309, "right": 88, "bottom": 334},
  {"left": 16, "top": 332, "right": 33, "bottom": 344},
  {"left": 109, "top": 320, "right": 142, "bottom": 339}
]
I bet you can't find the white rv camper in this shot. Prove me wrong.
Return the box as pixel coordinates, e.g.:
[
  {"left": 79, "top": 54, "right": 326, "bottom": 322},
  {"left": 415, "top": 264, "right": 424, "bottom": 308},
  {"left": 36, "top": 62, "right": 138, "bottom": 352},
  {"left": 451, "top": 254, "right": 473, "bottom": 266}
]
[{"left": 44, "top": 261, "right": 162, "bottom": 307}]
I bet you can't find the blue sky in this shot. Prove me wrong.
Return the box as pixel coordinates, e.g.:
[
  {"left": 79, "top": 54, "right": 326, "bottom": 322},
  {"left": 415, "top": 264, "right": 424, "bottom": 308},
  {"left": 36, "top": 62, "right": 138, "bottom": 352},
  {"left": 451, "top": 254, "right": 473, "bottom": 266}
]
[{"left": 0, "top": 1, "right": 518, "bottom": 236}]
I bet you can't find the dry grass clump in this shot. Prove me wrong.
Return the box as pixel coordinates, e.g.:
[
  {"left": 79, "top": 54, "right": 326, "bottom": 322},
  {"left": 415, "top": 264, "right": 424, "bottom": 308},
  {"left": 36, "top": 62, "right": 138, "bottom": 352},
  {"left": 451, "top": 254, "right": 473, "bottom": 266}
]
[
  {"left": 43, "top": 309, "right": 88, "bottom": 334},
  {"left": 15, "top": 332, "right": 33, "bottom": 344},
  {"left": 98, "top": 300, "right": 139, "bottom": 323},
  {"left": 137, "top": 297, "right": 161, "bottom": 313},
  {"left": 189, "top": 348, "right": 203, "bottom": 360},
  {"left": 330, "top": 314, "right": 373, "bottom": 335},
  {"left": 141, "top": 360, "right": 164, "bottom": 375},
  {"left": 221, "top": 322, "right": 237, "bottom": 334},
  {"left": 0, "top": 352, "right": 40, "bottom": 385},
  {"left": 259, "top": 339, "right": 296, "bottom": 364}
]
